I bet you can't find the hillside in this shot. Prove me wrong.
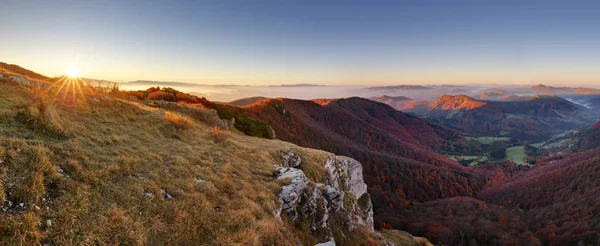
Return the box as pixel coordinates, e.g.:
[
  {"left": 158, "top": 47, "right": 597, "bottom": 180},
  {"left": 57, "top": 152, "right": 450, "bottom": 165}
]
[
  {"left": 428, "top": 94, "right": 488, "bottom": 111},
  {"left": 227, "top": 96, "right": 269, "bottom": 107},
  {"left": 515, "top": 84, "right": 600, "bottom": 95},
  {"left": 237, "top": 97, "right": 494, "bottom": 234},
  {"left": 477, "top": 148, "right": 600, "bottom": 245},
  {"left": 423, "top": 95, "right": 598, "bottom": 141},
  {"left": 0, "top": 69, "right": 429, "bottom": 245},
  {"left": 369, "top": 95, "right": 428, "bottom": 114},
  {"left": 0, "top": 62, "right": 50, "bottom": 82}
]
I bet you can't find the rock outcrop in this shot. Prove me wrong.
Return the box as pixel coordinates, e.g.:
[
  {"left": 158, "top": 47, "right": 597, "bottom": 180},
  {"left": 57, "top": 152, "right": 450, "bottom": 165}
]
[{"left": 274, "top": 150, "right": 375, "bottom": 244}]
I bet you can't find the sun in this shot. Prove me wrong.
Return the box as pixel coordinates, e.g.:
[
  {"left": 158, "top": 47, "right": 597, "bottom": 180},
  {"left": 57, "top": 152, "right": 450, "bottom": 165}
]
[{"left": 65, "top": 64, "right": 80, "bottom": 78}]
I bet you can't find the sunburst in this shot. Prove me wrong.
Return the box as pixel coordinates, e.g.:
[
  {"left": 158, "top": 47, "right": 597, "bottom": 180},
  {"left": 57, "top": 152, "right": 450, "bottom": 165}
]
[{"left": 48, "top": 64, "right": 92, "bottom": 106}]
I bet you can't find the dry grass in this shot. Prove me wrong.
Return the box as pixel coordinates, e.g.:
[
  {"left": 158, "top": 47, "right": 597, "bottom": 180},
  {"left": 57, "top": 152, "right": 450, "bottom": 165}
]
[
  {"left": 208, "top": 126, "right": 229, "bottom": 144},
  {"left": 0, "top": 81, "right": 335, "bottom": 245},
  {"left": 20, "top": 98, "right": 69, "bottom": 136},
  {"left": 164, "top": 112, "right": 193, "bottom": 130},
  {"left": 0, "top": 80, "right": 409, "bottom": 245}
]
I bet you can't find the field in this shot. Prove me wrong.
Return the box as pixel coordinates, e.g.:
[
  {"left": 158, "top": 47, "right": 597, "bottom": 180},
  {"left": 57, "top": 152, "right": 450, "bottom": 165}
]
[
  {"left": 506, "top": 146, "right": 528, "bottom": 166},
  {"left": 465, "top": 136, "right": 510, "bottom": 144}
]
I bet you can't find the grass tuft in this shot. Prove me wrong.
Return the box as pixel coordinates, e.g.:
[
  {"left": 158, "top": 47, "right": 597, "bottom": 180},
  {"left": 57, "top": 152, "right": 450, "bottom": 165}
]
[
  {"left": 164, "top": 112, "right": 193, "bottom": 130},
  {"left": 208, "top": 126, "right": 229, "bottom": 144},
  {"left": 20, "top": 98, "right": 68, "bottom": 136}
]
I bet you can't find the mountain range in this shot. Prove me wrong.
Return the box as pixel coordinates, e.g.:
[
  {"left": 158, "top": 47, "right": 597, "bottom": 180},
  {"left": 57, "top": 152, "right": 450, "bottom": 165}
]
[{"left": 3, "top": 62, "right": 600, "bottom": 245}]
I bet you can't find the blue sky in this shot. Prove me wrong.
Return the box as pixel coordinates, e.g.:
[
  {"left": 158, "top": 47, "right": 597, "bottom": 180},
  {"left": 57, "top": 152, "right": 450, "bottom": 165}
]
[{"left": 1, "top": 0, "right": 599, "bottom": 86}]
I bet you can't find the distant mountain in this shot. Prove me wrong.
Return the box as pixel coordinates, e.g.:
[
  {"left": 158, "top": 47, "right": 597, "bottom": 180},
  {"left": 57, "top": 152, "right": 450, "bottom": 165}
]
[
  {"left": 429, "top": 94, "right": 487, "bottom": 111},
  {"left": 367, "top": 85, "right": 433, "bottom": 90},
  {"left": 563, "top": 95, "right": 600, "bottom": 110},
  {"left": 227, "top": 96, "right": 269, "bottom": 107},
  {"left": 369, "top": 95, "right": 428, "bottom": 113},
  {"left": 516, "top": 84, "right": 600, "bottom": 95},
  {"left": 121, "top": 80, "right": 218, "bottom": 87},
  {"left": 268, "top": 83, "right": 326, "bottom": 87},
  {"left": 423, "top": 95, "right": 597, "bottom": 141}
]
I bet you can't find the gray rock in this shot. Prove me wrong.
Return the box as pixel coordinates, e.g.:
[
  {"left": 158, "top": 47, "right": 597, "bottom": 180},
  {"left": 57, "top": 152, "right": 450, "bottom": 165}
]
[
  {"left": 315, "top": 241, "right": 335, "bottom": 246},
  {"left": 10, "top": 76, "right": 32, "bottom": 86},
  {"left": 281, "top": 150, "right": 302, "bottom": 167},
  {"left": 275, "top": 152, "right": 376, "bottom": 242}
]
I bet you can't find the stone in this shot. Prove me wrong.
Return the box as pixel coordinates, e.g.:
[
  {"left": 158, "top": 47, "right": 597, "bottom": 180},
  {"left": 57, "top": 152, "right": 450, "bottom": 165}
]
[
  {"left": 274, "top": 152, "right": 376, "bottom": 242},
  {"left": 281, "top": 150, "right": 302, "bottom": 167},
  {"left": 10, "top": 76, "right": 31, "bottom": 86},
  {"left": 315, "top": 241, "right": 335, "bottom": 246},
  {"left": 46, "top": 219, "right": 52, "bottom": 227}
]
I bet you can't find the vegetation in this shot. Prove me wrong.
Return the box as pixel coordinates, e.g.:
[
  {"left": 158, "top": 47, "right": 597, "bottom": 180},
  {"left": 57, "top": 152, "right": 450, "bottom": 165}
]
[
  {"left": 208, "top": 126, "right": 229, "bottom": 144},
  {"left": 505, "top": 146, "right": 528, "bottom": 166},
  {"left": 121, "top": 87, "right": 275, "bottom": 139},
  {"left": 164, "top": 111, "right": 194, "bottom": 130}
]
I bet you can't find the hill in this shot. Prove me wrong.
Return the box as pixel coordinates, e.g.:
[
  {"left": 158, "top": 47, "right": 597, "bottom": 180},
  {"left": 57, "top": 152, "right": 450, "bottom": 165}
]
[
  {"left": 237, "top": 97, "right": 493, "bottom": 233},
  {"left": 423, "top": 95, "right": 598, "bottom": 141},
  {"left": 592, "top": 120, "right": 600, "bottom": 129},
  {"left": 0, "top": 68, "right": 430, "bottom": 245},
  {"left": 0, "top": 62, "right": 50, "bottom": 82},
  {"left": 516, "top": 84, "right": 600, "bottom": 95},
  {"left": 477, "top": 148, "right": 600, "bottom": 245},
  {"left": 369, "top": 95, "right": 429, "bottom": 113},
  {"left": 429, "top": 94, "right": 487, "bottom": 111},
  {"left": 227, "top": 96, "right": 269, "bottom": 107},
  {"left": 367, "top": 85, "right": 433, "bottom": 90}
]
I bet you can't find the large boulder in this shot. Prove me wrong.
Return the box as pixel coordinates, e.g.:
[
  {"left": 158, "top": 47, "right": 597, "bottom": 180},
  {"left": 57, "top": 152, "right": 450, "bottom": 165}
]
[{"left": 274, "top": 153, "right": 375, "bottom": 244}]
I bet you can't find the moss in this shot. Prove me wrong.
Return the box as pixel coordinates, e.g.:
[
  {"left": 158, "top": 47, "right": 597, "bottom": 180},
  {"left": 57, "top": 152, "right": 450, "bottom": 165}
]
[
  {"left": 343, "top": 192, "right": 356, "bottom": 211},
  {"left": 358, "top": 193, "right": 371, "bottom": 212}
]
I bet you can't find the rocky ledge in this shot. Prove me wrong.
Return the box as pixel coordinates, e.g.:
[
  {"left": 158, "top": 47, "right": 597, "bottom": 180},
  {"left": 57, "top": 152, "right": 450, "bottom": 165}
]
[{"left": 274, "top": 150, "right": 374, "bottom": 244}]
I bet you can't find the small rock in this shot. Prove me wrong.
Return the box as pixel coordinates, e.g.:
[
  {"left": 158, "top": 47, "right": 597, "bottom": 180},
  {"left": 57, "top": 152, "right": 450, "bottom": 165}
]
[
  {"left": 160, "top": 189, "right": 173, "bottom": 200},
  {"left": 46, "top": 219, "right": 52, "bottom": 227},
  {"left": 144, "top": 192, "right": 154, "bottom": 198},
  {"left": 315, "top": 241, "right": 336, "bottom": 246},
  {"left": 281, "top": 150, "right": 302, "bottom": 167},
  {"left": 196, "top": 177, "right": 205, "bottom": 184}
]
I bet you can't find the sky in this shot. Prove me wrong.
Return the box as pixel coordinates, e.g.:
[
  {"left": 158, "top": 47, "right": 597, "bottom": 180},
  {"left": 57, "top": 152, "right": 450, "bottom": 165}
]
[{"left": 1, "top": 0, "right": 600, "bottom": 86}]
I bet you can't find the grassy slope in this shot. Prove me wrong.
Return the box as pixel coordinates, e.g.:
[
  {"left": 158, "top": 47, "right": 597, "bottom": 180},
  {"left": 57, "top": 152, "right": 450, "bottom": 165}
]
[{"left": 0, "top": 76, "right": 423, "bottom": 245}]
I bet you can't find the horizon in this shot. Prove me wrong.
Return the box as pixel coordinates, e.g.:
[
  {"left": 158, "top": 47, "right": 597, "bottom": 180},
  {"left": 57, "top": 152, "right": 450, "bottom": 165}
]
[{"left": 2, "top": 0, "right": 600, "bottom": 86}]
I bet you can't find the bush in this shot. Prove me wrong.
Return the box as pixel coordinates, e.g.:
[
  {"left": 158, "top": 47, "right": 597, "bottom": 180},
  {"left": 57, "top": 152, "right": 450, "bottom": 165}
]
[
  {"left": 209, "top": 126, "right": 229, "bottom": 144},
  {"left": 122, "top": 91, "right": 145, "bottom": 100},
  {"left": 148, "top": 91, "right": 175, "bottom": 101},
  {"left": 165, "top": 112, "right": 193, "bottom": 130}
]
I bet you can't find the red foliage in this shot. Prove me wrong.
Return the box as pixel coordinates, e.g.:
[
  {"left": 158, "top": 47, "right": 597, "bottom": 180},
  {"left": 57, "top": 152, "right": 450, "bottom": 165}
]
[
  {"left": 592, "top": 120, "right": 600, "bottom": 129},
  {"left": 148, "top": 90, "right": 175, "bottom": 101}
]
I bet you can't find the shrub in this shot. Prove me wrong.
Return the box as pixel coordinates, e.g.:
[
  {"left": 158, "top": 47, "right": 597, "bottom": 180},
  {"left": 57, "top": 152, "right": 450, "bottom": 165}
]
[
  {"left": 165, "top": 112, "right": 193, "bottom": 130},
  {"left": 122, "top": 91, "right": 145, "bottom": 100},
  {"left": 209, "top": 126, "right": 229, "bottom": 144},
  {"left": 148, "top": 91, "right": 175, "bottom": 101}
]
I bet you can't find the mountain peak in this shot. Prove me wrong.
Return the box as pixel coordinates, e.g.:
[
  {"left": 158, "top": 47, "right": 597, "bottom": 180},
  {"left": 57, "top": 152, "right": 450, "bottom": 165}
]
[
  {"left": 429, "top": 94, "right": 487, "bottom": 111},
  {"left": 592, "top": 120, "right": 600, "bottom": 129}
]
